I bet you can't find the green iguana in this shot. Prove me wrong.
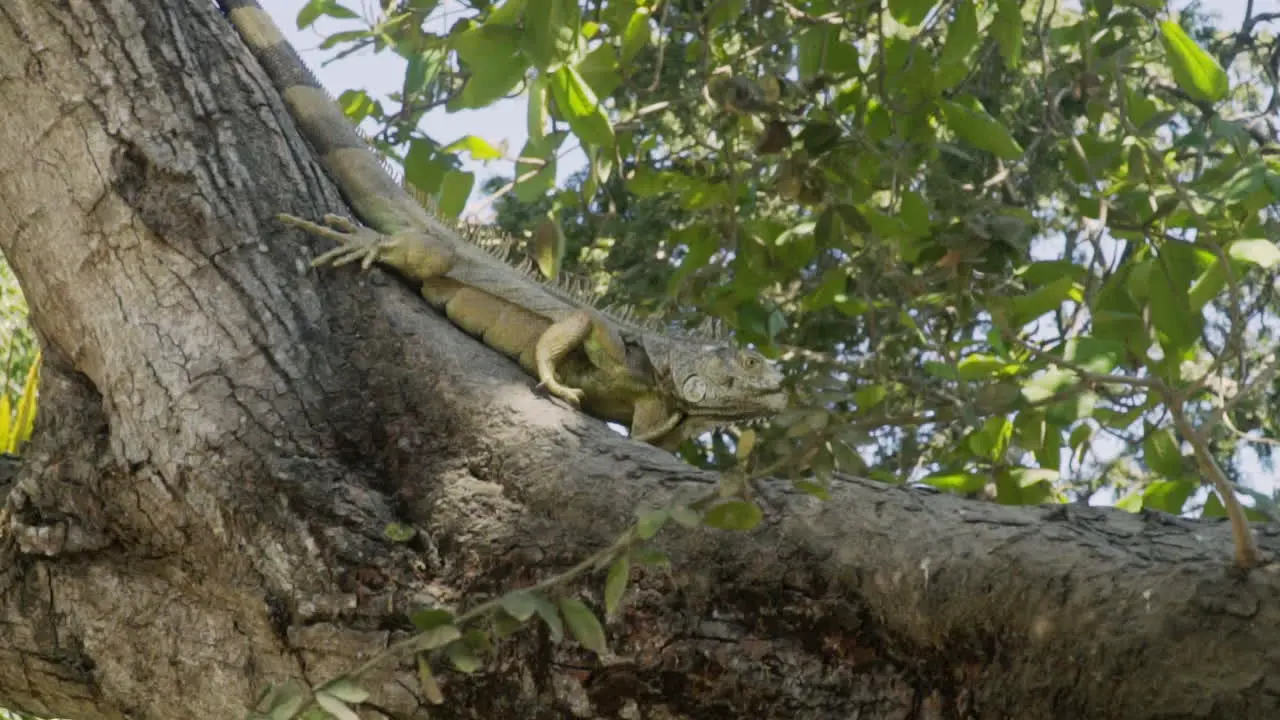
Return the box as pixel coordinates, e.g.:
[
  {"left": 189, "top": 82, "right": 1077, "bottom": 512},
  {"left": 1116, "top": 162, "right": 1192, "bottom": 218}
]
[{"left": 216, "top": 0, "right": 787, "bottom": 450}]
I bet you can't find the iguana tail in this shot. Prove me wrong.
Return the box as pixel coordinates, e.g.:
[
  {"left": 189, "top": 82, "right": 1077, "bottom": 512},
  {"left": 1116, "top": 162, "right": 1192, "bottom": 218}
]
[{"left": 216, "top": 0, "right": 428, "bottom": 235}]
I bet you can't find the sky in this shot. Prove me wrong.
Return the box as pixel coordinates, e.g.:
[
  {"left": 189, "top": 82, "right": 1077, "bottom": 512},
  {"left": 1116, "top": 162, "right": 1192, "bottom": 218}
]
[{"left": 261, "top": 0, "right": 1280, "bottom": 502}]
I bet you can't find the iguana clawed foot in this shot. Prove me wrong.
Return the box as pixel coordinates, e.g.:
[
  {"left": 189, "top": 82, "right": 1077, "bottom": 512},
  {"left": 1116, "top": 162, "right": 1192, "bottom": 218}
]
[
  {"left": 278, "top": 213, "right": 397, "bottom": 271},
  {"left": 534, "top": 379, "right": 585, "bottom": 408}
]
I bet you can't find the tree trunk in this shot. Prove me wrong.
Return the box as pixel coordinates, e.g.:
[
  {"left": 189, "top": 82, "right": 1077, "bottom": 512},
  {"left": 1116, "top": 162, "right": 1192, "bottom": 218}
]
[{"left": 1, "top": 1, "right": 1278, "bottom": 719}]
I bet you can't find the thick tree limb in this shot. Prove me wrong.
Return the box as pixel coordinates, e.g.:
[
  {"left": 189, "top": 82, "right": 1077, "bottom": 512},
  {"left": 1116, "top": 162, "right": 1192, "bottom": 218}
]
[{"left": 0, "top": 2, "right": 1278, "bottom": 720}]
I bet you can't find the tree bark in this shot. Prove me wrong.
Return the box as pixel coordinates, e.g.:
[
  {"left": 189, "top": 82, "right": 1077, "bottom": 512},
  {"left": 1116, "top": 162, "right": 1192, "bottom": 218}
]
[{"left": 1, "top": 1, "right": 1278, "bottom": 719}]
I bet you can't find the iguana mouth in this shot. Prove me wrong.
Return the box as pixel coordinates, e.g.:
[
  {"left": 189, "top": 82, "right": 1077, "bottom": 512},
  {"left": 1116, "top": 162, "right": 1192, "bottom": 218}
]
[{"left": 685, "top": 389, "right": 789, "bottom": 419}]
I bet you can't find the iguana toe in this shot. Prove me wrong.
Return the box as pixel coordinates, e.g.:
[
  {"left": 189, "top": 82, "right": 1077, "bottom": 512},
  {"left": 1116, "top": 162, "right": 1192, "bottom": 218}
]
[
  {"left": 557, "top": 387, "right": 585, "bottom": 408},
  {"left": 536, "top": 381, "right": 584, "bottom": 408},
  {"left": 311, "top": 238, "right": 385, "bottom": 270},
  {"left": 321, "top": 214, "right": 359, "bottom": 232}
]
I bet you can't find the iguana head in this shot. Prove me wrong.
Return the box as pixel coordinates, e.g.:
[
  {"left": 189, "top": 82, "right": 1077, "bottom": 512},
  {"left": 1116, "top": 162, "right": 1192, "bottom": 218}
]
[{"left": 657, "top": 342, "right": 788, "bottom": 422}]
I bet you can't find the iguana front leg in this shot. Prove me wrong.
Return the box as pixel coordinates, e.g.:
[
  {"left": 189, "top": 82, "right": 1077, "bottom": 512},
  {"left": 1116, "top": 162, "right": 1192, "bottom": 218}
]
[
  {"left": 630, "top": 395, "right": 684, "bottom": 444},
  {"left": 278, "top": 213, "right": 457, "bottom": 280}
]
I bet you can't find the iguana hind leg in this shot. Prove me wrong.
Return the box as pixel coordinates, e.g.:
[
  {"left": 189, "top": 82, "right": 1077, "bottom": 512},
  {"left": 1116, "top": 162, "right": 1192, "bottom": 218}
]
[
  {"left": 535, "top": 310, "right": 631, "bottom": 408},
  {"left": 279, "top": 213, "right": 456, "bottom": 280},
  {"left": 535, "top": 310, "right": 595, "bottom": 407}
]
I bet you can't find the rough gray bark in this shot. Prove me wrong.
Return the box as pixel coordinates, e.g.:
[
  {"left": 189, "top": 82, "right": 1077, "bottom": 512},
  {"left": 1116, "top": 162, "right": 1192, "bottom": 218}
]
[{"left": 0, "top": 1, "right": 1278, "bottom": 719}]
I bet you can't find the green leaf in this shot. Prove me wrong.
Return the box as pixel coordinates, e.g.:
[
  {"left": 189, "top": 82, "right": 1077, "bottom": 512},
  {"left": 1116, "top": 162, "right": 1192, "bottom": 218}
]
[
  {"left": 259, "top": 680, "right": 308, "bottom": 720},
  {"left": 1200, "top": 490, "right": 1270, "bottom": 521},
  {"left": 500, "top": 590, "right": 539, "bottom": 622},
  {"left": 549, "top": 66, "right": 615, "bottom": 147},
  {"left": 1092, "top": 303, "right": 1147, "bottom": 360},
  {"left": 995, "top": 467, "right": 1055, "bottom": 505},
  {"left": 444, "top": 135, "right": 504, "bottom": 161},
  {"left": 1143, "top": 424, "right": 1184, "bottom": 477},
  {"left": 559, "top": 598, "right": 607, "bottom": 653},
  {"left": 1008, "top": 275, "right": 1079, "bottom": 327},
  {"left": 888, "top": 0, "right": 938, "bottom": 27},
  {"left": 524, "top": 0, "right": 581, "bottom": 69},
  {"left": 514, "top": 132, "right": 565, "bottom": 202},
  {"left": 620, "top": 8, "right": 653, "bottom": 64},
  {"left": 337, "top": 89, "right": 376, "bottom": 125},
  {"left": 1021, "top": 367, "right": 1079, "bottom": 403},
  {"left": 1202, "top": 490, "right": 1227, "bottom": 518},
  {"left": 315, "top": 692, "right": 360, "bottom": 720},
  {"left": 1062, "top": 337, "right": 1124, "bottom": 375},
  {"left": 488, "top": 0, "right": 529, "bottom": 25},
  {"left": 532, "top": 216, "right": 566, "bottom": 279},
  {"left": 855, "top": 384, "right": 888, "bottom": 408},
  {"left": 404, "top": 139, "right": 453, "bottom": 197},
  {"left": 418, "top": 623, "right": 463, "bottom": 651},
  {"left": 1011, "top": 467, "right": 1058, "bottom": 487},
  {"left": 1123, "top": 82, "right": 1162, "bottom": 130},
  {"left": 968, "top": 416, "right": 1013, "bottom": 461},
  {"left": 1159, "top": 20, "right": 1229, "bottom": 104},
  {"left": 1227, "top": 238, "right": 1280, "bottom": 269},
  {"left": 403, "top": 48, "right": 445, "bottom": 99},
  {"left": 1187, "top": 257, "right": 1226, "bottom": 311},
  {"left": 527, "top": 76, "right": 549, "bottom": 142},
  {"left": 924, "top": 361, "right": 958, "bottom": 380},
  {"left": 491, "top": 609, "right": 524, "bottom": 638},
  {"left": 410, "top": 608, "right": 455, "bottom": 631},
  {"left": 1143, "top": 478, "right": 1195, "bottom": 514},
  {"left": 578, "top": 45, "right": 622, "bottom": 98},
  {"left": 320, "top": 29, "right": 372, "bottom": 50},
  {"left": 921, "top": 472, "right": 986, "bottom": 494},
  {"left": 533, "top": 596, "right": 564, "bottom": 641},
  {"left": 992, "top": 0, "right": 1023, "bottom": 68},
  {"left": 703, "top": 500, "right": 764, "bottom": 531},
  {"left": 635, "top": 508, "right": 669, "bottom": 539},
  {"left": 450, "top": 26, "right": 530, "bottom": 109},
  {"left": 463, "top": 628, "right": 494, "bottom": 655},
  {"left": 797, "top": 25, "right": 838, "bottom": 80},
  {"left": 1014, "top": 410, "right": 1046, "bottom": 452},
  {"left": 417, "top": 654, "right": 445, "bottom": 704},
  {"left": 297, "top": 0, "right": 327, "bottom": 29},
  {"left": 604, "top": 554, "right": 629, "bottom": 617},
  {"left": 1047, "top": 388, "right": 1097, "bottom": 424},
  {"left": 438, "top": 170, "right": 475, "bottom": 218},
  {"left": 446, "top": 639, "right": 483, "bottom": 674},
  {"left": 940, "top": 97, "right": 1024, "bottom": 160},
  {"left": 318, "top": 678, "right": 369, "bottom": 705},
  {"left": 1148, "top": 246, "right": 1202, "bottom": 357},
  {"left": 1115, "top": 490, "right": 1144, "bottom": 513},
  {"left": 298, "top": 0, "right": 360, "bottom": 30},
  {"left": 707, "top": 0, "right": 747, "bottom": 28},
  {"left": 937, "top": 0, "right": 978, "bottom": 90}
]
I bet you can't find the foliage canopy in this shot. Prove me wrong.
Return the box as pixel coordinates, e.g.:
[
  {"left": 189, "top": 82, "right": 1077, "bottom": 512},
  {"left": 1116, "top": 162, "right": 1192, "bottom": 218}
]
[{"left": 290, "top": 0, "right": 1280, "bottom": 522}]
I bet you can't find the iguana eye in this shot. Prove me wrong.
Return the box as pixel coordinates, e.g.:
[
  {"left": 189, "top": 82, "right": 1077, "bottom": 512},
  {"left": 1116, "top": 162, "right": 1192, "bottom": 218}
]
[{"left": 743, "top": 355, "right": 759, "bottom": 369}]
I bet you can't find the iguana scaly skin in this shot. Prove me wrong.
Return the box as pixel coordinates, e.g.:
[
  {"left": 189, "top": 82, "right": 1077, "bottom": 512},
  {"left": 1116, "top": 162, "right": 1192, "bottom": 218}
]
[{"left": 216, "top": 0, "right": 787, "bottom": 449}]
